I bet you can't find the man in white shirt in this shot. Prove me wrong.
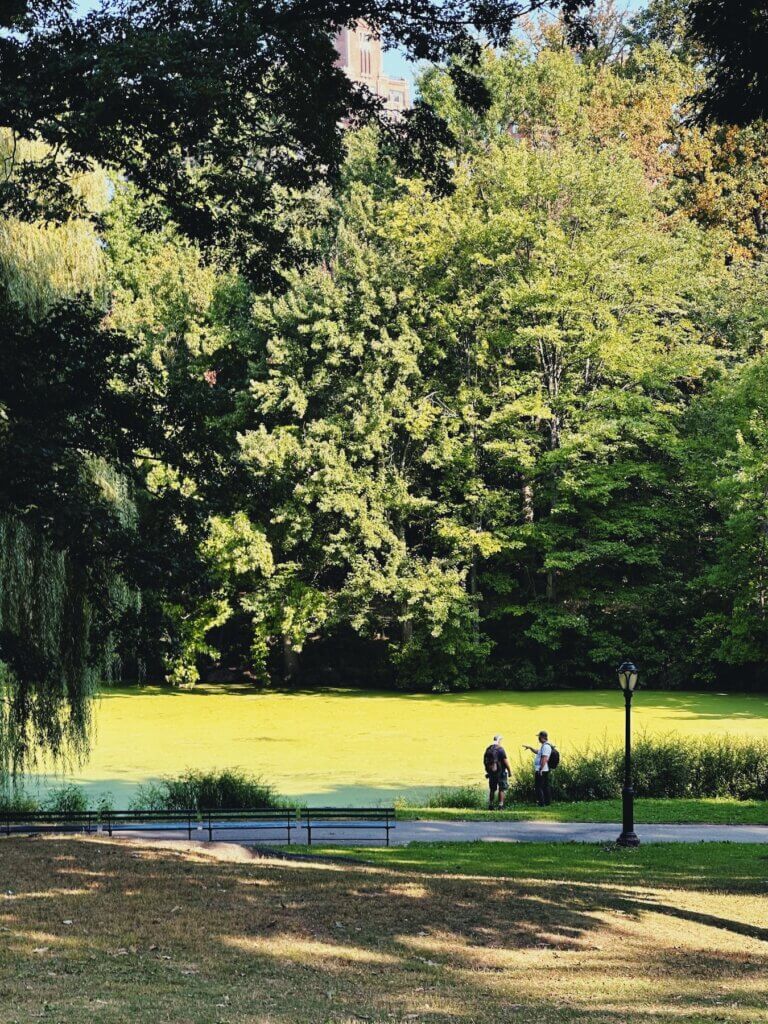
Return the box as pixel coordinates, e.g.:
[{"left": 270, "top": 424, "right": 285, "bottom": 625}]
[{"left": 523, "top": 730, "right": 552, "bottom": 806}]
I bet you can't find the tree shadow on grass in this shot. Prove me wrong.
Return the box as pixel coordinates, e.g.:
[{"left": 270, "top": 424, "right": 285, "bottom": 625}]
[
  {"left": 614, "top": 891, "right": 768, "bottom": 943},
  {"left": 0, "top": 837, "right": 766, "bottom": 1024}
]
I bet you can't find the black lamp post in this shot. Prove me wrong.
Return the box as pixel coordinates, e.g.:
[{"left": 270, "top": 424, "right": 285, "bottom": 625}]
[{"left": 616, "top": 661, "right": 640, "bottom": 847}]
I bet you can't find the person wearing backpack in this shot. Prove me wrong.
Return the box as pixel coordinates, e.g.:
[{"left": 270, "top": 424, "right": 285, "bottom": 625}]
[
  {"left": 483, "top": 734, "right": 512, "bottom": 810},
  {"left": 522, "top": 731, "right": 558, "bottom": 806}
]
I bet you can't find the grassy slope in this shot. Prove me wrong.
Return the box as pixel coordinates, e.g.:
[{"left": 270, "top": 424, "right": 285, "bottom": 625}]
[
  {"left": 317, "top": 840, "right": 768, "bottom": 894},
  {"left": 0, "top": 836, "right": 766, "bottom": 1024},
  {"left": 31, "top": 685, "right": 768, "bottom": 805},
  {"left": 398, "top": 798, "right": 768, "bottom": 824}
]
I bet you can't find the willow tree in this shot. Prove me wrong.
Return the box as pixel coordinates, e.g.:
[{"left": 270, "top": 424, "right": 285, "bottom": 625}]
[{"left": 0, "top": 141, "right": 151, "bottom": 777}]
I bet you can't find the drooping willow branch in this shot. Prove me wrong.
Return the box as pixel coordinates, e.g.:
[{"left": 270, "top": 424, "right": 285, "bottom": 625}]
[{"left": 0, "top": 514, "right": 138, "bottom": 778}]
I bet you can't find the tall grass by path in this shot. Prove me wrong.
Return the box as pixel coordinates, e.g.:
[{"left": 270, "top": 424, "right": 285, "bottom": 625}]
[
  {"left": 3, "top": 778, "right": 765, "bottom": 823},
  {"left": 5, "top": 733, "right": 768, "bottom": 818},
  {"left": 413, "top": 733, "right": 768, "bottom": 805},
  {"left": 1, "top": 770, "right": 288, "bottom": 814},
  {"left": 397, "top": 797, "right": 768, "bottom": 824}
]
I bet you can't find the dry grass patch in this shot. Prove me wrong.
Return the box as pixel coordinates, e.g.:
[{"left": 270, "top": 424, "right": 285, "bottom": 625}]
[{"left": 0, "top": 836, "right": 766, "bottom": 1024}]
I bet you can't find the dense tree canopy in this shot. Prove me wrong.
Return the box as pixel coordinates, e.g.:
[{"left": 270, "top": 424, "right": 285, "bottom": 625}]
[
  {"left": 226, "top": 49, "right": 724, "bottom": 690},
  {"left": 687, "top": 0, "right": 768, "bottom": 125},
  {"left": 0, "top": 0, "right": 600, "bottom": 282}
]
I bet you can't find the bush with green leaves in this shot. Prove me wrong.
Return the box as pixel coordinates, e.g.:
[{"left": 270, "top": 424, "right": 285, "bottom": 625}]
[
  {"left": 0, "top": 785, "right": 114, "bottom": 815},
  {"left": 42, "top": 784, "right": 90, "bottom": 813},
  {"left": 128, "top": 782, "right": 168, "bottom": 812},
  {"left": 420, "top": 734, "right": 768, "bottom": 806},
  {"left": 128, "top": 770, "right": 285, "bottom": 812},
  {"left": 418, "top": 785, "right": 488, "bottom": 810},
  {"left": 0, "top": 786, "right": 40, "bottom": 813},
  {"left": 629, "top": 735, "right": 767, "bottom": 800}
]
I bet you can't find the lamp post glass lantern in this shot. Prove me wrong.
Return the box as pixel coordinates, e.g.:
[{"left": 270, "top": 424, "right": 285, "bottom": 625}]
[
  {"left": 617, "top": 661, "right": 640, "bottom": 847},
  {"left": 618, "top": 662, "right": 638, "bottom": 691}
]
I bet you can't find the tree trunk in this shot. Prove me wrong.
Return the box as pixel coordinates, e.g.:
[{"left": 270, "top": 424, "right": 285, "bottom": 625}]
[
  {"left": 522, "top": 480, "right": 534, "bottom": 523},
  {"left": 282, "top": 636, "right": 300, "bottom": 684},
  {"left": 401, "top": 608, "right": 413, "bottom": 645}
]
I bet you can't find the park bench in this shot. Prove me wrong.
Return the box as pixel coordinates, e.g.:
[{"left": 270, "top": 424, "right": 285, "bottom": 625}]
[
  {"left": 192, "top": 808, "right": 295, "bottom": 844},
  {"left": 2, "top": 810, "right": 99, "bottom": 837},
  {"left": 301, "top": 807, "right": 395, "bottom": 846},
  {"left": 2, "top": 808, "right": 295, "bottom": 844}
]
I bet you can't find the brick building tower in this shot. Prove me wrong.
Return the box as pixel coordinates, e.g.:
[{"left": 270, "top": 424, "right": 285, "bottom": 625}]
[{"left": 334, "top": 24, "right": 410, "bottom": 117}]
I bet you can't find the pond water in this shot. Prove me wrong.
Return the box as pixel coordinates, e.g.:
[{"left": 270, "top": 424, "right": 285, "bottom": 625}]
[{"left": 26, "top": 686, "right": 768, "bottom": 806}]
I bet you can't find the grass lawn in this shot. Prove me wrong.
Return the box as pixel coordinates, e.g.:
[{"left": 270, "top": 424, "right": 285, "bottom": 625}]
[
  {"left": 314, "top": 840, "right": 768, "bottom": 894},
  {"left": 27, "top": 685, "right": 768, "bottom": 806},
  {"left": 398, "top": 798, "right": 768, "bottom": 825},
  {"left": 1, "top": 836, "right": 766, "bottom": 1024}
]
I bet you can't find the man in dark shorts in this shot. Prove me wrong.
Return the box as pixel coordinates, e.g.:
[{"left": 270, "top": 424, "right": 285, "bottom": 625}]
[{"left": 483, "top": 734, "right": 512, "bottom": 810}]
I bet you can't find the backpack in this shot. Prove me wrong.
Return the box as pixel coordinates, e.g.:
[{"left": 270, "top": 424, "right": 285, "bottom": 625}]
[
  {"left": 547, "top": 745, "right": 560, "bottom": 770},
  {"left": 483, "top": 744, "right": 499, "bottom": 773}
]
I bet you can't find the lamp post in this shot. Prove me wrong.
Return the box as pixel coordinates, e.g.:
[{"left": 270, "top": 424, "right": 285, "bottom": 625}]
[{"left": 616, "top": 661, "right": 640, "bottom": 847}]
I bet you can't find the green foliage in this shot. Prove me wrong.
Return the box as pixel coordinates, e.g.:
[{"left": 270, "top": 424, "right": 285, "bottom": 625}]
[
  {"left": 419, "top": 734, "right": 768, "bottom": 805},
  {"left": 0, "top": 0, "right": 590, "bottom": 280},
  {"left": 0, "top": 784, "right": 39, "bottom": 814},
  {"left": 128, "top": 782, "right": 168, "bottom": 813},
  {"left": 0, "top": 515, "right": 119, "bottom": 773},
  {"left": 506, "top": 734, "right": 768, "bottom": 803},
  {"left": 0, "top": 784, "right": 115, "bottom": 814},
  {"left": 92, "top": 792, "right": 116, "bottom": 816},
  {"left": 422, "top": 786, "right": 488, "bottom": 810},
  {"left": 680, "top": 279, "right": 768, "bottom": 682},
  {"left": 235, "top": 72, "right": 722, "bottom": 686},
  {"left": 129, "top": 770, "right": 285, "bottom": 812},
  {"left": 0, "top": 133, "right": 108, "bottom": 316},
  {"left": 0, "top": 286, "right": 151, "bottom": 772},
  {"left": 5, "top": 5, "right": 768, "bottom": 783},
  {"left": 43, "top": 784, "right": 90, "bottom": 814}
]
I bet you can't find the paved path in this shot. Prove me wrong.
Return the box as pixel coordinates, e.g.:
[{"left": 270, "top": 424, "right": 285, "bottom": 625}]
[
  {"left": 119, "top": 818, "right": 768, "bottom": 846},
  {"left": 387, "top": 819, "right": 768, "bottom": 844}
]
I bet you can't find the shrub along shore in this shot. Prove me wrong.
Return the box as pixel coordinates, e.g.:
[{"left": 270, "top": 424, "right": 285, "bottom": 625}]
[
  {"left": 2, "top": 734, "right": 766, "bottom": 820},
  {"left": 422, "top": 734, "right": 768, "bottom": 806}
]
